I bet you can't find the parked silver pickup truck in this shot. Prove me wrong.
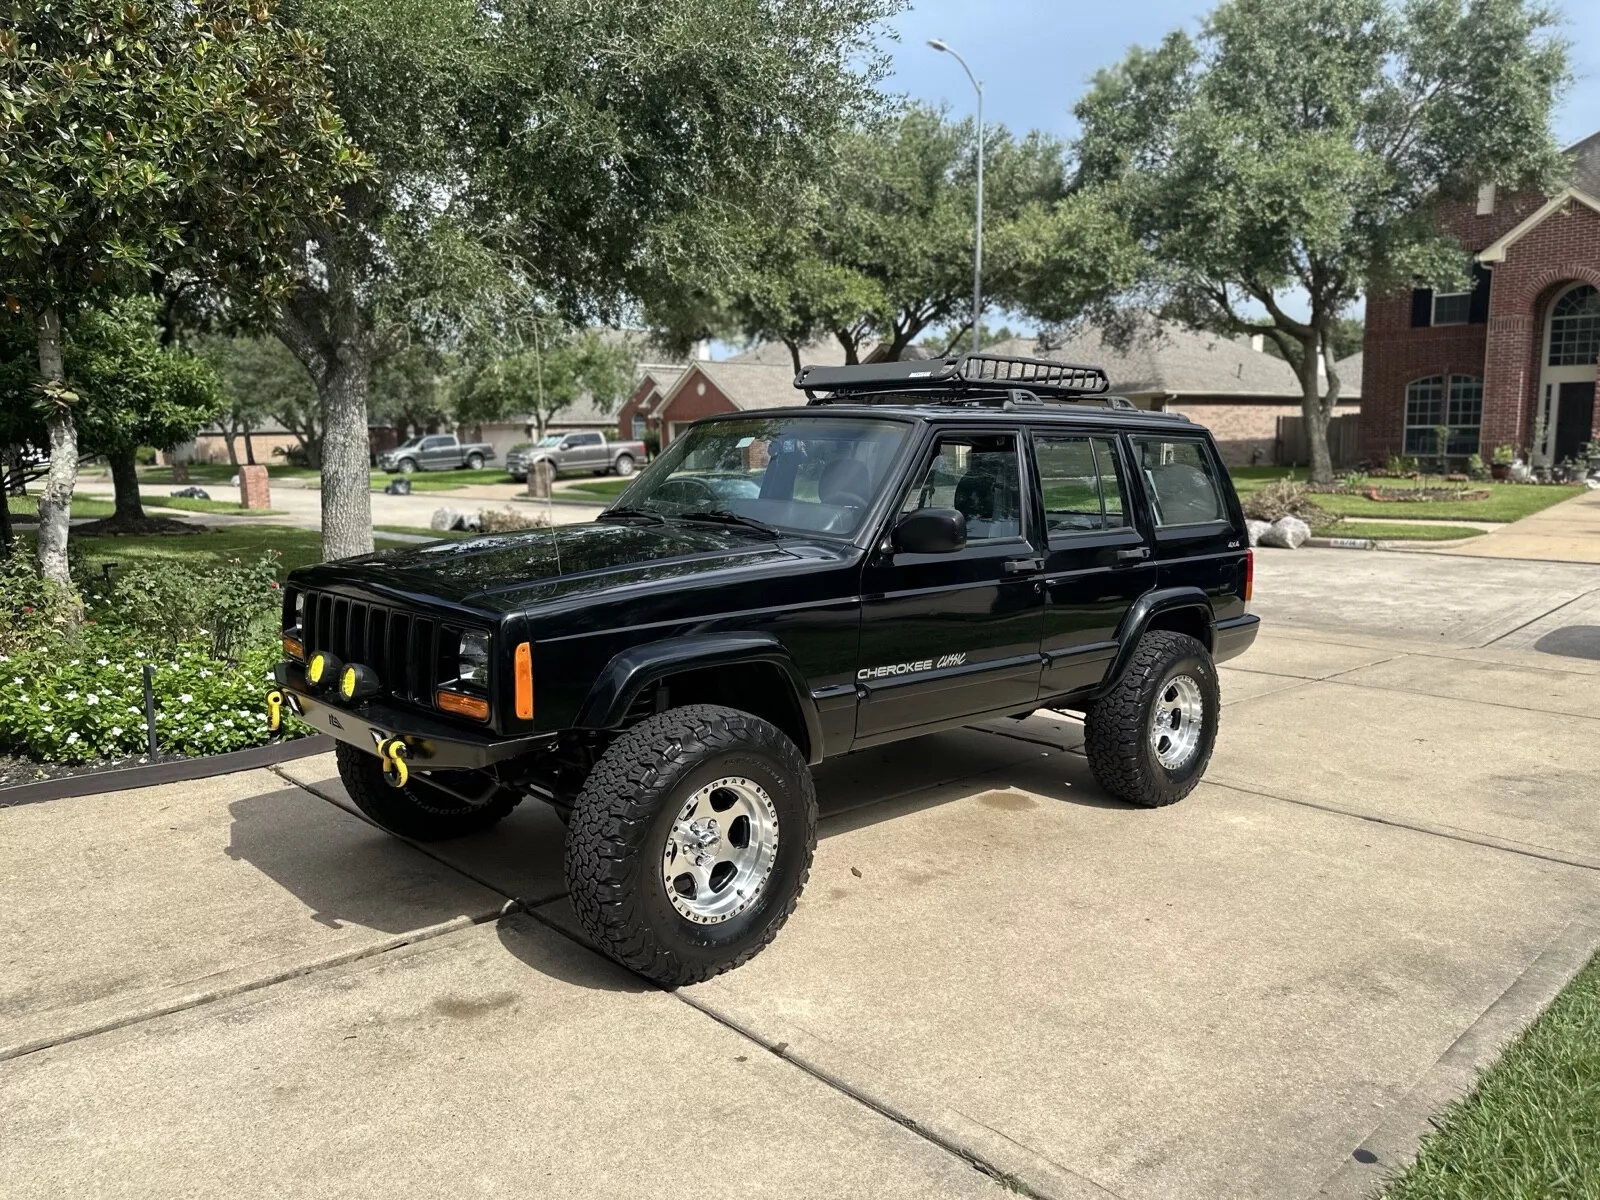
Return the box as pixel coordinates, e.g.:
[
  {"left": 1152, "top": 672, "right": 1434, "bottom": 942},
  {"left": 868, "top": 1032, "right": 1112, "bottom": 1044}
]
[
  {"left": 506, "top": 431, "right": 647, "bottom": 481},
  {"left": 377, "top": 434, "right": 497, "bottom": 474}
]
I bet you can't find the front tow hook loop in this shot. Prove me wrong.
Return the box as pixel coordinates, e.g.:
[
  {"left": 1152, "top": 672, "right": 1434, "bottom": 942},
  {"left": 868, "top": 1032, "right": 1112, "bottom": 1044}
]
[
  {"left": 266, "top": 689, "right": 284, "bottom": 733},
  {"left": 379, "top": 737, "right": 409, "bottom": 788}
]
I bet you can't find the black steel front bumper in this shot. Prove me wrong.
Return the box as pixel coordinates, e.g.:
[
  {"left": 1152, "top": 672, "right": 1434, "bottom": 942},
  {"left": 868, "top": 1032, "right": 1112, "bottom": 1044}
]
[
  {"left": 273, "top": 662, "right": 552, "bottom": 770},
  {"left": 1213, "top": 614, "right": 1261, "bottom": 664}
]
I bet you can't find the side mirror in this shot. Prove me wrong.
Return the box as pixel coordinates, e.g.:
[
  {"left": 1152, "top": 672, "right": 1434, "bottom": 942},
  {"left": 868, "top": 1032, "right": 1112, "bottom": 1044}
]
[{"left": 893, "top": 507, "right": 966, "bottom": 555}]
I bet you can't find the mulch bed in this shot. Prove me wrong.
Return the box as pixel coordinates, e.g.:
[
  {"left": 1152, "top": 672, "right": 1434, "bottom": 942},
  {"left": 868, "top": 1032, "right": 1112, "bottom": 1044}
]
[
  {"left": 1359, "top": 486, "right": 1492, "bottom": 503},
  {"left": 74, "top": 515, "right": 202, "bottom": 536}
]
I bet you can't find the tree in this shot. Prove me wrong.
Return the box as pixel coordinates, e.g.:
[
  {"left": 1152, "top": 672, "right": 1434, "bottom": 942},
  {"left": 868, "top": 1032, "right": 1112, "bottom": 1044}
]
[
  {"left": 271, "top": 0, "right": 898, "bottom": 558},
  {"left": 0, "top": 0, "right": 364, "bottom": 583},
  {"left": 197, "top": 334, "right": 321, "bottom": 466},
  {"left": 649, "top": 104, "right": 1069, "bottom": 370},
  {"left": 1045, "top": 0, "right": 1566, "bottom": 482},
  {"left": 368, "top": 344, "right": 454, "bottom": 441},
  {"left": 69, "top": 300, "right": 224, "bottom": 524},
  {"left": 454, "top": 329, "right": 637, "bottom": 441}
]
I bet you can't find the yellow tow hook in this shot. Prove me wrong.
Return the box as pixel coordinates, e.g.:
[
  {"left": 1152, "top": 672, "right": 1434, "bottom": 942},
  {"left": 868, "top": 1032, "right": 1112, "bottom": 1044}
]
[
  {"left": 378, "top": 737, "right": 409, "bottom": 788},
  {"left": 266, "top": 689, "right": 284, "bottom": 733}
]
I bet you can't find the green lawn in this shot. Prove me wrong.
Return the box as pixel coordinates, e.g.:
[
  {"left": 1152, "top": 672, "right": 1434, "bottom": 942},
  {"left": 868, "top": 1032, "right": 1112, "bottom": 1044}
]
[
  {"left": 1335, "top": 522, "right": 1486, "bottom": 541},
  {"left": 139, "top": 463, "right": 321, "bottom": 485},
  {"left": 1230, "top": 468, "right": 1582, "bottom": 523},
  {"left": 562, "top": 478, "right": 632, "bottom": 499},
  {"left": 1384, "top": 950, "right": 1600, "bottom": 1199},
  {"left": 7, "top": 493, "right": 116, "bottom": 519},
  {"left": 145, "top": 496, "right": 282, "bottom": 516},
  {"left": 372, "top": 524, "right": 475, "bottom": 541},
  {"left": 54, "top": 526, "right": 412, "bottom": 579}
]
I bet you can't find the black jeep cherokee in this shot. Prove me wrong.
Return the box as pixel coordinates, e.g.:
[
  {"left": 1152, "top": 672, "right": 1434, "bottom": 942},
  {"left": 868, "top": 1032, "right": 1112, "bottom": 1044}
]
[{"left": 273, "top": 353, "right": 1258, "bottom": 984}]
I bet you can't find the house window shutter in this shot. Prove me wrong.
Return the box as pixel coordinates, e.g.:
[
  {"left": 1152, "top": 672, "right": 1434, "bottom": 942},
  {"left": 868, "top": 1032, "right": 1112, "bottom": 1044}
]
[
  {"left": 1410, "top": 288, "right": 1433, "bottom": 327},
  {"left": 1469, "top": 265, "right": 1491, "bottom": 324}
]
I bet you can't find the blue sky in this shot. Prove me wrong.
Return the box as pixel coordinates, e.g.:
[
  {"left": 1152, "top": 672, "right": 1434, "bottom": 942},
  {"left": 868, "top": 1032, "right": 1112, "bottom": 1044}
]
[{"left": 884, "top": 0, "right": 1600, "bottom": 149}]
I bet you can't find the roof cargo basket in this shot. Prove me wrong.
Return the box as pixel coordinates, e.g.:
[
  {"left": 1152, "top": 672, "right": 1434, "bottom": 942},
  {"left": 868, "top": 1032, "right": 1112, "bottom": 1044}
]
[{"left": 796, "top": 352, "right": 1113, "bottom": 407}]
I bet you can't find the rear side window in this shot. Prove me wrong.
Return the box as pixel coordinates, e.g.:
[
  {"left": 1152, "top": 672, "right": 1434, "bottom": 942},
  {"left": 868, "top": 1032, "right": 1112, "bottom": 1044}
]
[
  {"left": 1132, "top": 438, "right": 1226, "bottom": 526},
  {"left": 1034, "top": 435, "right": 1129, "bottom": 535}
]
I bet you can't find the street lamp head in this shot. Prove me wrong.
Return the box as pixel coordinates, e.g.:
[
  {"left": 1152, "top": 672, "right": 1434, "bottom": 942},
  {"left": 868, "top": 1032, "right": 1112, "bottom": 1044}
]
[{"left": 928, "top": 38, "right": 949, "bottom": 52}]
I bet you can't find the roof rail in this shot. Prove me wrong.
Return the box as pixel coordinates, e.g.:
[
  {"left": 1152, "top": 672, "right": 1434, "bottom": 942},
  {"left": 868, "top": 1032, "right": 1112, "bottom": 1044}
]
[{"left": 796, "top": 352, "right": 1112, "bottom": 406}]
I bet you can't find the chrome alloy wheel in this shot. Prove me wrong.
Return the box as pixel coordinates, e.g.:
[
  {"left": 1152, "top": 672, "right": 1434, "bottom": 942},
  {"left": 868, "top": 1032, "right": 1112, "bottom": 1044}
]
[
  {"left": 662, "top": 777, "right": 780, "bottom": 925},
  {"left": 1149, "top": 673, "right": 1205, "bottom": 770}
]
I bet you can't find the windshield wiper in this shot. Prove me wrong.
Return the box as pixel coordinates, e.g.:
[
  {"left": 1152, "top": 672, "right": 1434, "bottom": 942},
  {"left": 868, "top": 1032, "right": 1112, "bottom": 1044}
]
[
  {"left": 677, "top": 509, "right": 782, "bottom": 539},
  {"left": 598, "top": 506, "right": 666, "bottom": 526}
]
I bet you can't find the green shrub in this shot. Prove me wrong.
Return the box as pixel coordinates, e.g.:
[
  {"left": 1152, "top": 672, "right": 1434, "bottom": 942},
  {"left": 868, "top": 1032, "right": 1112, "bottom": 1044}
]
[
  {"left": 0, "top": 633, "right": 301, "bottom": 762},
  {"left": 83, "top": 553, "right": 281, "bottom": 659}
]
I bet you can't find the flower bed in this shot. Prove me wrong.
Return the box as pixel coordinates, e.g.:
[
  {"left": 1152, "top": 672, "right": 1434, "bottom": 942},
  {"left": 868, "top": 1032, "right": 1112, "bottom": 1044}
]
[{"left": 1358, "top": 486, "right": 1492, "bottom": 503}]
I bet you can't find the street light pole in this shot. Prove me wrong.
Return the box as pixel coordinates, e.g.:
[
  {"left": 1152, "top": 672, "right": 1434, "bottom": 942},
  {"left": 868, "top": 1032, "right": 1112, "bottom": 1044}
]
[{"left": 929, "top": 38, "right": 984, "bottom": 355}]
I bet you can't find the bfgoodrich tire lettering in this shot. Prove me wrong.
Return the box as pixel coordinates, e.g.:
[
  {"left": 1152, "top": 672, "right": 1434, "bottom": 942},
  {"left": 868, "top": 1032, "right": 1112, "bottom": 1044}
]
[
  {"left": 334, "top": 743, "right": 518, "bottom": 840},
  {"left": 1084, "top": 630, "right": 1219, "bottom": 808},
  {"left": 565, "top": 704, "right": 816, "bottom": 986}
]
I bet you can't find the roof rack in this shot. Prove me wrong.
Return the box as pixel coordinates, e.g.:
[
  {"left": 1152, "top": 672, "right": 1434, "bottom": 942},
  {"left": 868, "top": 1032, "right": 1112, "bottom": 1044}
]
[{"left": 796, "top": 352, "right": 1114, "bottom": 407}]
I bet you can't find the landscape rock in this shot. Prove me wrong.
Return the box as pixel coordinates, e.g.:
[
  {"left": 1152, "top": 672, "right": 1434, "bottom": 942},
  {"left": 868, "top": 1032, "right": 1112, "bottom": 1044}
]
[
  {"left": 1245, "top": 519, "right": 1273, "bottom": 547},
  {"left": 1260, "top": 515, "right": 1311, "bottom": 549},
  {"left": 430, "top": 506, "right": 460, "bottom": 532}
]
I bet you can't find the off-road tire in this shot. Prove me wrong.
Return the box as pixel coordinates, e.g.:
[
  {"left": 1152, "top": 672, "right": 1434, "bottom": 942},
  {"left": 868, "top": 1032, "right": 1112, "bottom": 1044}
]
[
  {"left": 466, "top": 452, "right": 485, "bottom": 470},
  {"left": 334, "top": 743, "right": 518, "bottom": 840},
  {"left": 565, "top": 704, "right": 816, "bottom": 986},
  {"left": 1084, "top": 631, "right": 1219, "bottom": 808}
]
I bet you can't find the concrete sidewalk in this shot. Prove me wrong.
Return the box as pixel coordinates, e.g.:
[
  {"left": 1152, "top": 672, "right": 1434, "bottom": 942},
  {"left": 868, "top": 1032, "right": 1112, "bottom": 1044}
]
[
  {"left": 4, "top": 554, "right": 1600, "bottom": 1198},
  {"left": 1422, "top": 485, "right": 1600, "bottom": 563}
]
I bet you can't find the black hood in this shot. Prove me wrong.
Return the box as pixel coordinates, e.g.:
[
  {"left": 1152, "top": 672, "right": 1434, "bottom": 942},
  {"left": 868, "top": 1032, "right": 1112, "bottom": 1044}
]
[{"left": 293, "top": 520, "right": 809, "bottom": 614}]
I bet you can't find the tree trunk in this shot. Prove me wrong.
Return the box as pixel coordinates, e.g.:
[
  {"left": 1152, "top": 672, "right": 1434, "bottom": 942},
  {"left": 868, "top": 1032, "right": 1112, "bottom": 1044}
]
[
  {"left": 109, "top": 446, "right": 146, "bottom": 522},
  {"left": 244, "top": 423, "right": 257, "bottom": 465},
  {"left": 318, "top": 350, "right": 375, "bottom": 559},
  {"left": 1299, "top": 332, "right": 1334, "bottom": 484},
  {"left": 0, "top": 450, "right": 13, "bottom": 555},
  {"left": 34, "top": 306, "right": 78, "bottom": 587},
  {"left": 222, "top": 424, "right": 240, "bottom": 467}
]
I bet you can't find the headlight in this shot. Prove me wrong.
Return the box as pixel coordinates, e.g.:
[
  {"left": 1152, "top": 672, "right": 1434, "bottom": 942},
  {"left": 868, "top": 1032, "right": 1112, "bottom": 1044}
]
[
  {"left": 293, "top": 592, "right": 305, "bottom": 627},
  {"left": 457, "top": 630, "right": 490, "bottom": 688}
]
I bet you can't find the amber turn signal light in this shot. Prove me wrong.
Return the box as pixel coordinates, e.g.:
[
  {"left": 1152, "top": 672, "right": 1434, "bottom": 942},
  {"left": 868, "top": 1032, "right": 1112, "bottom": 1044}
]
[
  {"left": 282, "top": 634, "right": 305, "bottom": 661},
  {"left": 514, "top": 641, "right": 533, "bottom": 720},
  {"left": 436, "top": 689, "right": 490, "bottom": 721}
]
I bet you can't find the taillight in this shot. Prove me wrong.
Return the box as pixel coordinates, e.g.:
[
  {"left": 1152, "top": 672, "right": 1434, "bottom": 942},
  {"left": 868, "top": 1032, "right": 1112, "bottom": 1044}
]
[{"left": 1244, "top": 549, "right": 1254, "bottom": 604}]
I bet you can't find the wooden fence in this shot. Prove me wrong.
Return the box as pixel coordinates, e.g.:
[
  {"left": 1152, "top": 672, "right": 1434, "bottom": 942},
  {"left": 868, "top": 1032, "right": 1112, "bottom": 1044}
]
[{"left": 1274, "top": 413, "right": 1361, "bottom": 468}]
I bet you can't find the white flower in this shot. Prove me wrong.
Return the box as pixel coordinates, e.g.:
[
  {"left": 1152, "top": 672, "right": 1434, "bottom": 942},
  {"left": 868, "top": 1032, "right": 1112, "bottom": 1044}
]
[
  {"left": 198, "top": 669, "right": 213, "bottom": 678},
  {"left": 97, "top": 657, "right": 109, "bottom": 666},
  {"left": 222, "top": 718, "right": 234, "bottom": 728},
  {"left": 85, "top": 694, "right": 99, "bottom": 706},
  {"left": 42, "top": 723, "right": 53, "bottom": 733},
  {"left": 65, "top": 691, "right": 77, "bottom": 701},
  {"left": 66, "top": 732, "right": 79, "bottom": 745},
  {"left": 178, "top": 693, "right": 193, "bottom": 704},
  {"left": 9, "top": 676, "right": 19, "bottom": 684},
  {"left": 203, "top": 722, "right": 215, "bottom": 732},
  {"left": 110, "top": 726, "right": 123, "bottom": 737},
  {"left": 134, "top": 651, "right": 145, "bottom": 658},
  {"left": 38, "top": 703, "right": 50, "bottom": 713}
]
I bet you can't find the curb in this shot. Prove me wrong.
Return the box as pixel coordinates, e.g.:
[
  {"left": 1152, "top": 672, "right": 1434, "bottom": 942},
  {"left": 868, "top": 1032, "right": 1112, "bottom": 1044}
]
[
  {"left": 1304, "top": 535, "right": 1378, "bottom": 550},
  {"left": 0, "top": 734, "right": 334, "bottom": 809}
]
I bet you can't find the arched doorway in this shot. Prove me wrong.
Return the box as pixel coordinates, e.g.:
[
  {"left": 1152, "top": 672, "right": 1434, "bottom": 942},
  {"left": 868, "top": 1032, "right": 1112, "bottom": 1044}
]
[{"left": 1534, "top": 282, "right": 1600, "bottom": 466}]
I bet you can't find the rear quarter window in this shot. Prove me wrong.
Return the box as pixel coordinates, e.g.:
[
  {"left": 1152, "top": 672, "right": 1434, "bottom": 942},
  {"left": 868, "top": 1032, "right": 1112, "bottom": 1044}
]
[{"left": 1131, "top": 437, "right": 1228, "bottom": 527}]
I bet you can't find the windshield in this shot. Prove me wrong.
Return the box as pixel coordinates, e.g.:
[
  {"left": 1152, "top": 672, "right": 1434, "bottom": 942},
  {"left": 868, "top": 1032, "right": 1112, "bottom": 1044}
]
[
  {"left": 537, "top": 435, "right": 564, "bottom": 447},
  {"left": 394, "top": 438, "right": 423, "bottom": 451},
  {"left": 611, "top": 416, "right": 909, "bottom": 537}
]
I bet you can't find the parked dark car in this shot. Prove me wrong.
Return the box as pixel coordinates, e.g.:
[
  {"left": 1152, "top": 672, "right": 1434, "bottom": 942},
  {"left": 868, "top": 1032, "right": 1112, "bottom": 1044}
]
[{"left": 271, "top": 353, "right": 1258, "bottom": 985}]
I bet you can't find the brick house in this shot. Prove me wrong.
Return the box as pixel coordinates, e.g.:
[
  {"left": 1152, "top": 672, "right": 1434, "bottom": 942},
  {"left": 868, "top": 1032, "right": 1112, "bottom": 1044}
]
[
  {"left": 615, "top": 364, "right": 686, "bottom": 443},
  {"left": 989, "top": 328, "right": 1362, "bottom": 466},
  {"left": 1361, "top": 131, "right": 1600, "bottom": 468}
]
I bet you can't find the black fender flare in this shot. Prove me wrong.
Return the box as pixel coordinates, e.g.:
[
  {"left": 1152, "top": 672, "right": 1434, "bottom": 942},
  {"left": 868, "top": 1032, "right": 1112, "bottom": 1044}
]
[
  {"left": 1095, "top": 587, "right": 1215, "bottom": 697},
  {"left": 576, "top": 632, "right": 824, "bottom": 764}
]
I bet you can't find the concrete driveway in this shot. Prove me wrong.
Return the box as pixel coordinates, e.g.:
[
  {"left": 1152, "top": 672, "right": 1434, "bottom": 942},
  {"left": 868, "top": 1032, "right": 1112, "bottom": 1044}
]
[{"left": 4, "top": 548, "right": 1599, "bottom": 1199}]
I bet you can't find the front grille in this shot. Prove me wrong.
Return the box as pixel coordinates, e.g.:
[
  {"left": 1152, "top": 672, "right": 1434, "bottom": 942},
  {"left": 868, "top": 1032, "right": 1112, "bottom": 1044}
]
[{"left": 297, "top": 590, "right": 441, "bottom": 707}]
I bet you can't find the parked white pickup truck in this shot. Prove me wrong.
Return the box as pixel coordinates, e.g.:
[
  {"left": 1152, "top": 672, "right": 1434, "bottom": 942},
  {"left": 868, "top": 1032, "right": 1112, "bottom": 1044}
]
[{"left": 506, "top": 431, "right": 648, "bottom": 481}]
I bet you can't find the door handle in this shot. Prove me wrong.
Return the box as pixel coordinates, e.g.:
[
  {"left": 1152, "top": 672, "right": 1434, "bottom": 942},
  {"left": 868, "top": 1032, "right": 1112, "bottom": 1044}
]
[
  {"left": 1116, "top": 546, "right": 1151, "bottom": 561},
  {"left": 1004, "top": 556, "right": 1045, "bottom": 574}
]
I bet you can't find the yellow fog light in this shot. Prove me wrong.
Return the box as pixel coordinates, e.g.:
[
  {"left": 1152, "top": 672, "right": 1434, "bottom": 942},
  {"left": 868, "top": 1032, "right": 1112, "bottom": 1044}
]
[
  {"left": 306, "top": 651, "right": 342, "bottom": 691},
  {"left": 338, "top": 663, "right": 381, "bottom": 703}
]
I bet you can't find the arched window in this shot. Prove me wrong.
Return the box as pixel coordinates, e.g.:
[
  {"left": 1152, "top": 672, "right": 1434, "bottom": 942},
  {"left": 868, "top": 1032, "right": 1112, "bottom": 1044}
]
[
  {"left": 1549, "top": 284, "right": 1600, "bottom": 366},
  {"left": 1404, "top": 375, "right": 1483, "bottom": 457}
]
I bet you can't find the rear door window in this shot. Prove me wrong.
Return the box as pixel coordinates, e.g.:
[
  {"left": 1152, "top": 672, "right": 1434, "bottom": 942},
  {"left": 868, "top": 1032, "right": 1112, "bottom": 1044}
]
[
  {"left": 1131, "top": 437, "right": 1226, "bottom": 526},
  {"left": 1035, "top": 435, "right": 1130, "bottom": 536}
]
